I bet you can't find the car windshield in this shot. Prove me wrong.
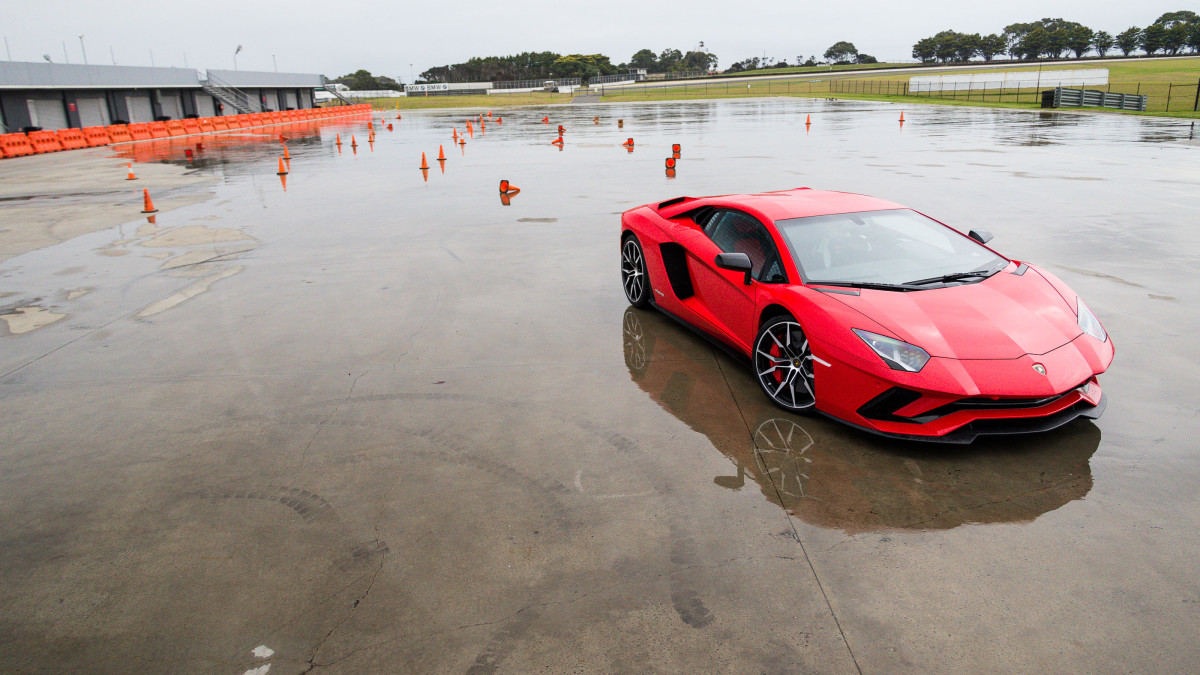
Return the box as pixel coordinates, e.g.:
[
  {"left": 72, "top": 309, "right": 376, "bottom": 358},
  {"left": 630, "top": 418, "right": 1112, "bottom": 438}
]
[{"left": 774, "top": 209, "right": 1007, "bottom": 287}]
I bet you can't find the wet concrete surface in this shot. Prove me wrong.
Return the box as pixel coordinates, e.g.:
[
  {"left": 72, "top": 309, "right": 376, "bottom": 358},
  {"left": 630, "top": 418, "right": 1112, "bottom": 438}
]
[{"left": 1, "top": 100, "right": 1198, "bottom": 673}]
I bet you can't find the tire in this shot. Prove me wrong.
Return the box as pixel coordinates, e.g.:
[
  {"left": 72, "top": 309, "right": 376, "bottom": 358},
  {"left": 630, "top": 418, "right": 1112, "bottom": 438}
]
[
  {"left": 753, "top": 315, "right": 817, "bottom": 413},
  {"left": 621, "top": 234, "right": 651, "bottom": 308}
]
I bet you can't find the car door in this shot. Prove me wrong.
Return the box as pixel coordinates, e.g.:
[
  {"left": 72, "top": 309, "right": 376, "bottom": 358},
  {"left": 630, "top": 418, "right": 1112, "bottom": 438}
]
[{"left": 683, "top": 210, "right": 786, "bottom": 351}]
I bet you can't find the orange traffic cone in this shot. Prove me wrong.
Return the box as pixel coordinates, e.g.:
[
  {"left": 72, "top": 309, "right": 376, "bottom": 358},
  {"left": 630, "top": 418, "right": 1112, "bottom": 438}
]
[
  {"left": 672, "top": 143, "right": 681, "bottom": 154},
  {"left": 665, "top": 157, "right": 676, "bottom": 169},
  {"left": 551, "top": 135, "right": 564, "bottom": 145},
  {"left": 495, "top": 117, "right": 502, "bottom": 124},
  {"left": 806, "top": 114, "right": 811, "bottom": 125},
  {"left": 499, "top": 180, "right": 521, "bottom": 194},
  {"left": 283, "top": 144, "right": 290, "bottom": 159},
  {"left": 387, "top": 123, "right": 393, "bottom": 131},
  {"left": 276, "top": 157, "right": 288, "bottom": 175},
  {"left": 125, "top": 162, "right": 137, "bottom": 180},
  {"left": 140, "top": 188, "right": 158, "bottom": 213},
  {"left": 396, "top": 114, "right": 402, "bottom": 120},
  {"left": 336, "top": 133, "right": 342, "bottom": 146},
  {"left": 899, "top": 111, "right": 905, "bottom": 123},
  {"left": 458, "top": 137, "right": 466, "bottom": 146},
  {"left": 419, "top": 152, "right": 429, "bottom": 170},
  {"left": 593, "top": 116, "right": 600, "bottom": 125},
  {"left": 621, "top": 138, "right": 634, "bottom": 147},
  {"left": 437, "top": 145, "right": 446, "bottom": 161},
  {"left": 542, "top": 116, "right": 549, "bottom": 123},
  {"left": 351, "top": 135, "right": 358, "bottom": 147}
]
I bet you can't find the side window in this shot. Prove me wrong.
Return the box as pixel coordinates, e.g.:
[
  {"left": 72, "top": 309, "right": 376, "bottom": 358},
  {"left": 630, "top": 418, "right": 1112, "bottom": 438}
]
[{"left": 703, "top": 211, "right": 786, "bottom": 283}]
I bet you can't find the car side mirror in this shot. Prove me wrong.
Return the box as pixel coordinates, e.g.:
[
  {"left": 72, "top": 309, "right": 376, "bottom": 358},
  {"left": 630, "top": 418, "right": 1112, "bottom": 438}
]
[
  {"left": 969, "top": 229, "right": 994, "bottom": 245},
  {"left": 715, "top": 252, "right": 753, "bottom": 285}
]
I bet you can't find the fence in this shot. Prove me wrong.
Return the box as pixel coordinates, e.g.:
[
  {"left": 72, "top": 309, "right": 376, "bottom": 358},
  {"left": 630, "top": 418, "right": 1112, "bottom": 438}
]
[
  {"left": 829, "top": 79, "right": 1200, "bottom": 113},
  {"left": 491, "top": 77, "right": 582, "bottom": 90}
]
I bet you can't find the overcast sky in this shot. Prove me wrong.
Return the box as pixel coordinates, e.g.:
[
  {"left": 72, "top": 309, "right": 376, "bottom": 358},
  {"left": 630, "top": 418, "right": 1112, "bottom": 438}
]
[{"left": 1, "top": 1, "right": 1189, "bottom": 80}]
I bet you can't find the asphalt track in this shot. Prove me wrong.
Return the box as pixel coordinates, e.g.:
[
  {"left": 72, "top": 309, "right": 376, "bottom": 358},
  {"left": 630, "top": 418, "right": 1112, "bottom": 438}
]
[{"left": 1, "top": 99, "right": 1198, "bottom": 673}]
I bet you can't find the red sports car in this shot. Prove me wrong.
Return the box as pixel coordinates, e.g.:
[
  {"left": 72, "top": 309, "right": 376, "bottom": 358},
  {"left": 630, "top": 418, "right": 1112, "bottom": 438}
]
[{"left": 619, "top": 188, "right": 1113, "bottom": 443}]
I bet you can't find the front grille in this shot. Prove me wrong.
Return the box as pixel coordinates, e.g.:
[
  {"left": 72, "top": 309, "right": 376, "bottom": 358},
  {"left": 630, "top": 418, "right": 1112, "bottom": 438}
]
[{"left": 859, "top": 382, "right": 1089, "bottom": 425}]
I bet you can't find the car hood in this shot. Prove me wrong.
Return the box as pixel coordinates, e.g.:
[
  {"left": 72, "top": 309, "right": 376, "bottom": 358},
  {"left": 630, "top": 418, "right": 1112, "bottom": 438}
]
[{"left": 827, "top": 268, "right": 1082, "bottom": 359}]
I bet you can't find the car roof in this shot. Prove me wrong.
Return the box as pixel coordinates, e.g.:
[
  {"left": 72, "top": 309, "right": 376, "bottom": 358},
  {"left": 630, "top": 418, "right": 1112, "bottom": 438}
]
[{"left": 659, "top": 188, "right": 906, "bottom": 223}]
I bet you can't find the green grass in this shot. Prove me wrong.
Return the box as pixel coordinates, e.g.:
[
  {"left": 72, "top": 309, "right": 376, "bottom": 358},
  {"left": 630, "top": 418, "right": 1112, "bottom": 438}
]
[{"left": 347, "top": 57, "right": 1200, "bottom": 118}]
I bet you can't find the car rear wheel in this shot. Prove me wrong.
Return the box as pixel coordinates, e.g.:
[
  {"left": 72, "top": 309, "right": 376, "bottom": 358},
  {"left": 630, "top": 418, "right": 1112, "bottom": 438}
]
[
  {"left": 622, "top": 235, "right": 651, "bottom": 307},
  {"left": 754, "top": 316, "right": 816, "bottom": 413}
]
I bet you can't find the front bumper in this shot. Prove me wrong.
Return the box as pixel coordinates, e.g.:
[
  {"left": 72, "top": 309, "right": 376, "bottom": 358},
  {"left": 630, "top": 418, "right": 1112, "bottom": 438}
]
[{"left": 812, "top": 334, "right": 1112, "bottom": 444}]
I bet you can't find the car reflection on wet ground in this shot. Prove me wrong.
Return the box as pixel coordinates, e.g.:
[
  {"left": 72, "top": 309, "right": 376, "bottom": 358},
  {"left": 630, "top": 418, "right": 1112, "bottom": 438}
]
[{"left": 1, "top": 99, "right": 1198, "bottom": 673}]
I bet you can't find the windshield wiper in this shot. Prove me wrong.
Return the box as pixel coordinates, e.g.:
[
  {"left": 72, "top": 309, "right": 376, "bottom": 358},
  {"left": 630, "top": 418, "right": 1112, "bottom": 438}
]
[
  {"left": 809, "top": 280, "right": 922, "bottom": 292},
  {"left": 903, "top": 267, "right": 999, "bottom": 286}
]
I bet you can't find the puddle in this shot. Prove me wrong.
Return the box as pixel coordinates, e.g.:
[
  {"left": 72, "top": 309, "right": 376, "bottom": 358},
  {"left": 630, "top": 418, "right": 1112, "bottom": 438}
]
[
  {"left": 139, "top": 225, "right": 256, "bottom": 248},
  {"left": 137, "top": 266, "right": 243, "bottom": 318}
]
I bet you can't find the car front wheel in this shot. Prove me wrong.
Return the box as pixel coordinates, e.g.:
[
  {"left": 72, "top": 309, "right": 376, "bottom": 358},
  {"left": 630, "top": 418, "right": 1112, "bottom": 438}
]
[{"left": 754, "top": 316, "right": 817, "bottom": 413}]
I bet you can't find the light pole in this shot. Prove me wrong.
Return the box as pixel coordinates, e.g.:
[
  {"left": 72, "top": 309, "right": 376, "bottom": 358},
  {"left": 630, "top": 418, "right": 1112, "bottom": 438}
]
[
  {"left": 234, "top": 45, "right": 242, "bottom": 70},
  {"left": 272, "top": 54, "right": 277, "bottom": 72},
  {"left": 78, "top": 34, "right": 87, "bottom": 64},
  {"left": 409, "top": 63, "right": 414, "bottom": 84}
]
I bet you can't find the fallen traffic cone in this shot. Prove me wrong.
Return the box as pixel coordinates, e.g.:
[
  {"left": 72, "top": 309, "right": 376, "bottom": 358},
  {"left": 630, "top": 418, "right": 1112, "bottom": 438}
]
[
  {"left": 419, "top": 152, "right": 429, "bottom": 170},
  {"left": 283, "top": 144, "right": 290, "bottom": 159},
  {"left": 195, "top": 142, "right": 204, "bottom": 151},
  {"left": 140, "top": 188, "right": 158, "bottom": 213},
  {"left": 277, "top": 157, "right": 288, "bottom": 175},
  {"left": 551, "top": 136, "right": 564, "bottom": 146},
  {"left": 126, "top": 162, "right": 137, "bottom": 180},
  {"left": 621, "top": 138, "right": 634, "bottom": 147},
  {"left": 557, "top": 125, "right": 565, "bottom": 134},
  {"left": 184, "top": 148, "right": 194, "bottom": 160},
  {"left": 437, "top": 145, "right": 446, "bottom": 161},
  {"left": 495, "top": 117, "right": 502, "bottom": 124},
  {"left": 499, "top": 180, "right": 521, "bottom": 194},
  {"left": 672, "top": 143, "right": 681, "bottom": 154},
  {"left": 542, "top": 116, "right": 549, "bottom": 123},
  {"left": 665, "top": 157, "right": 676, "bottom": 169},
  {"left": 396, "top": 114, "right": 402, "bottom": 120}
]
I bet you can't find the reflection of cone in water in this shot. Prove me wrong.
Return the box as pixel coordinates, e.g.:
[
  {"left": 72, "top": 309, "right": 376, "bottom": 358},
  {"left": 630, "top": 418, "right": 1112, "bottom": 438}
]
[
  {"left": 421, "top": 168, "right": 429, "bottom": 183},
  {"left": 419, "top": 152, "right": 429, "bottom": 170},
  {"left": 276, "top": 157, "right": 288, "bottom": 175},
  {"left": 438, "top": 158, "right": 445, "bottom": 175},
  {"left": 146, "top": 214, "right": 157, "bottom": 225},
  {"left": 500, "top": 192, "right": 515, "bottom": 206},
  {"left": 126, "top": 162, "right": 137, "bottom": 180},
  {"left": 195, "top": 142, "right": 203, "bottom": 151},
  {"left": 279, "top": 173, "right": 287, "bottom": 192},
  {"left": 665, "top": 168, "right": 676, "bottom": 179},
  {"left": 140, "top": 188, "right": 158, "bottom": 213},
  {"left": 283, "top": 144, "right": 290, "bottom": 159},
  {"left": 453, "top": 128, "right": 458, "bottom": 140},
  {"left": 185, "top": 148, "right": 194, "bottom": 160},
  {"left": 437, "top": 145, "right": 446, "bottom": 161}
]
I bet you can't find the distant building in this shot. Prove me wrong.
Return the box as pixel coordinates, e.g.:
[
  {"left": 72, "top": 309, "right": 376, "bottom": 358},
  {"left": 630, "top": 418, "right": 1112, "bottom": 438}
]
[{"left": 0, "top": 61, "right": 326, "bottom": 133}]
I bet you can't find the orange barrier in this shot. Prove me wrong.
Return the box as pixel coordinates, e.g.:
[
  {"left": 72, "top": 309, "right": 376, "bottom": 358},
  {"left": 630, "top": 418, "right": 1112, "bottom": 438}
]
[
  {"left": 182, "top": 119, "right": 201, "bottom": 134},
  {"left": 56, "top": 128, "right": 88, "bottom": 150},
  {"left": 127, "top": 123, "right": 151, "bottom": 140},
  {"left": 147, "top": 122, "right": 169, "bottom": 139},
  {"left": 82, "top": 126, "right": 111, "bottom": 147},
  {"left": 27, "top": 130, "right": 64, "bottom": 153},
  {"left": 107, "top": 125, "right": 133, "bottom": 143},
  {"left": 197, "top": 119, "right": 214, "bottom": 133},
  {"left": 0, "top": 133, "right": 35, "bottom": 158},
  {"left": 213, "top": 118, "right": 229, "bottom": 131},
  {"left": 165, "top": 120, "right": 186, "bottom": 136}
]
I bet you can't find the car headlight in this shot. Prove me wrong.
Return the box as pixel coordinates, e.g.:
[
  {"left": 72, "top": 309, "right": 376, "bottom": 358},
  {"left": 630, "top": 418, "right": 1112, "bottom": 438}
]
[
  {"left": 852, "top": 329, "right": 930, "bottom": 372},
  {"left": 1077, "top": 297, "right": 1107, "bottom": 342}
]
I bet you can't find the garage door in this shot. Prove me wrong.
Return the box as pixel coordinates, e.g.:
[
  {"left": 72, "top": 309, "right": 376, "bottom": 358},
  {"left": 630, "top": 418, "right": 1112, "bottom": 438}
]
[
  {"left": 76, "top": 96, "right": 110, "bottom": 127},
  {"left": 126, "top": 95, "right": 154, "bottom": 123},
  {"left": 284, "top": 91, "right": 298, "bottom": 110},
  {"left": 28, "top": 98, "right": 68, "bottom": 130},
  {"left": 196, "top": 95, "right": 215, "bottom": 118},
  {"left": 158, "top": 92, "right": 181, "bottom": 120}
]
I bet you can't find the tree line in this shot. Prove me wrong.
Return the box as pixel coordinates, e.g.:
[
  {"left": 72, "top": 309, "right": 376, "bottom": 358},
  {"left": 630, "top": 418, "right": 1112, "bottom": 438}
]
[
  {"left": 912, "top": 11, "right": 1200, "bottom": 63},
  {"left": 419, "top": 52, "right": 621, "bottom": 83}
]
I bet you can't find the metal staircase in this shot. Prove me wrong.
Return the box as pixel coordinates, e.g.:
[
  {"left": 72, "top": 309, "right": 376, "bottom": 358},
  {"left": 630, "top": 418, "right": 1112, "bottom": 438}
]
[
  {"left": 323, "top": 84, "right": 355, "bottom": 106},
  {"left": 199, "top": 71, "right": 263, "bottom": 114}
]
